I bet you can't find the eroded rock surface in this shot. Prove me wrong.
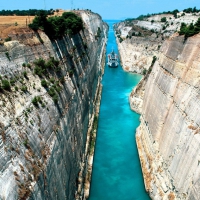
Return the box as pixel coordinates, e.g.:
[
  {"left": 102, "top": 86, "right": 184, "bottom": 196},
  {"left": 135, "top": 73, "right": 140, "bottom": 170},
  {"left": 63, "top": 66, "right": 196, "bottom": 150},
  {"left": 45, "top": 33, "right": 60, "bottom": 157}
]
[
  {"left": 0, "top": 11, "right": 108, "bottom": 200},
  {"left": 137, "top": 33, "right": 200, "bottom": 200}
]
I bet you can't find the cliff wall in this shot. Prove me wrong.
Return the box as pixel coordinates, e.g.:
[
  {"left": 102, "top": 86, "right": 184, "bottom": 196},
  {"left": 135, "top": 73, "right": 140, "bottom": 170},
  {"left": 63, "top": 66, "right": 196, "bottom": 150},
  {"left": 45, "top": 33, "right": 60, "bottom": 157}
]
[
  {"left": 137, "top": 33, "right": 200, "bottom": 200},
  {"left": 0, "top": 11, "right": 108, "bottom": 200}
]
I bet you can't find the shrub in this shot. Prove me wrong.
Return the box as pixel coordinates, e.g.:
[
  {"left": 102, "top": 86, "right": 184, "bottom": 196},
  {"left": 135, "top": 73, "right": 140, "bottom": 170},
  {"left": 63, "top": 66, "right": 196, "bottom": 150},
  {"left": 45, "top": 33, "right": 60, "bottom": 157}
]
[
  {"left": 34, "top": 58, "right": 46, "bottom": 68},
  {"left": 15, "top": 86, "right": 18, "bottom": 91},
  {"left": 27, "top": 63, "right": 31, "bottom": 68},
  {"left": 10, "top": 79, "right": 15, "bottom": 86},
  {"left": 32, "top": 97, "right": 38, "bottom": 106},
  {"left": 48, "top": 87, "right": 59, "bottom": 103},
  {"left": 68, "top": 69, "right": 74, "bottom": 77},
  {"left": 2, "top": 79, "right": 11, "bottom": 90},
  {"left": 49, "top": 78, "right": 55, "bottom": 83},
  {"left": 161, "top": 17, "right": 167, "bottom": 22},
  {"left": 179, "top": 18, "right": 200, "bottom": 39},
  {"left": 23, "top": 71, "right": 28, "bottom": 78},
  {"left": 151, "top": 56, "right": 157, "bottom": 65},
  {"left": 52, "top": 95, "right": 58, "bottom": 103},
  {"left": 32, "top": 96, "right": 42, "bottom": 106},
  {"left": 21, "top": 86, "right": 28, "bottom": 92},
  {"left": 34, "top": 66, "right": 43, "bottom": 77},
  {"left": 5, "top": 52, "right": 10, "bottom": 61},
  {"left": 5, "top": 37, "right": 12, "bottom": 42},
  {"left": 41, "top": 79, "right": 48, "bottom": 87},
  {"left": 142, "top": 68, "right": 147, "bottom": 75}
]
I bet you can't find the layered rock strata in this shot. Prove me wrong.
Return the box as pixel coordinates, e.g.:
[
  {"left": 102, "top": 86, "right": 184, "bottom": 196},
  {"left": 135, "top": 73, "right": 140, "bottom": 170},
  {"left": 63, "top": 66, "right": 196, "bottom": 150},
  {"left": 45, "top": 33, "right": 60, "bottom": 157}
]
[
  {"left": 137, "top": 33, "right": 200, "bottom": 200},
  {"left": 0, "top": 11, "right": 108, "bottom": 200},
  {"left": 117, "top": 35, "right": 160, "bottom": 73}
]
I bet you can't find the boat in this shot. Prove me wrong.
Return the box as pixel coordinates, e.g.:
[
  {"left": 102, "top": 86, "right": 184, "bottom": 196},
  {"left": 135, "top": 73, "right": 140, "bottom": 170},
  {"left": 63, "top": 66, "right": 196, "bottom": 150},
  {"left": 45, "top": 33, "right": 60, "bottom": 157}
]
[{"left": 107, "top": 49, "right": 118, "bottom": 68}]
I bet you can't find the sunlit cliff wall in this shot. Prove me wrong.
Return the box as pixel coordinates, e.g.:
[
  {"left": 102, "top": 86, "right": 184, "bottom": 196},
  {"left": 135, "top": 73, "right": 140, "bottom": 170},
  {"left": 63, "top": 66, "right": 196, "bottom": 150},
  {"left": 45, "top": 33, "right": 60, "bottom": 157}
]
[{"left": 137, "top": 33, "right": 200, "bottom": 200}]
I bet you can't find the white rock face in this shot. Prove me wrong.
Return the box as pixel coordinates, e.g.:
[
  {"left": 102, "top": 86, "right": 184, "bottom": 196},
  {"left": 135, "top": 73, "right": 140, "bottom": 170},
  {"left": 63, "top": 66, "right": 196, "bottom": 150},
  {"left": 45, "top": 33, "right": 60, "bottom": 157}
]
[
  {"left": 0, "top": 11, "right": 108, "bottom": 200},
  {"left": 117, "top": 35, "right": 160, "bottom": 73},
  {"left": 137, "top": 33, "right": 200, "bottom": 200}
]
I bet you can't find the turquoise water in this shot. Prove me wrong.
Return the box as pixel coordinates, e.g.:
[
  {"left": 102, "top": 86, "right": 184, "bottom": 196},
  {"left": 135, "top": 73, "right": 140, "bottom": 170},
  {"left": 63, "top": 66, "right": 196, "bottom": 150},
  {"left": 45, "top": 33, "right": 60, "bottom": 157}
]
[{"left": 88, "top": 20, "right": 150, "bottom": 200}]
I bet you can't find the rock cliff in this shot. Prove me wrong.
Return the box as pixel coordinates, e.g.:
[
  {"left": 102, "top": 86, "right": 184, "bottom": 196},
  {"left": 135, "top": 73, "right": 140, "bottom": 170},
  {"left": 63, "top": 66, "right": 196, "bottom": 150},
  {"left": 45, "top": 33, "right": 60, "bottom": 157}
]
[
  {"left": 0, "top": 11, "right": 108, "bottom": 200},
  {"left": 136, "top": 33, "right": 200, "bottom": 200},
  {"left": 116, "top": 10, "right": 200, "bottom": 200}
]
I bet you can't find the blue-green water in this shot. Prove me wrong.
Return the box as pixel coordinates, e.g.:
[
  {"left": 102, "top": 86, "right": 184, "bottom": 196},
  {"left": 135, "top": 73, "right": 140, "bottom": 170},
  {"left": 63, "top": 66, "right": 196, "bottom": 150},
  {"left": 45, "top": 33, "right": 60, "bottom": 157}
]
[{"left": 88, "top": 20, "right": 150, "bottom": 200}]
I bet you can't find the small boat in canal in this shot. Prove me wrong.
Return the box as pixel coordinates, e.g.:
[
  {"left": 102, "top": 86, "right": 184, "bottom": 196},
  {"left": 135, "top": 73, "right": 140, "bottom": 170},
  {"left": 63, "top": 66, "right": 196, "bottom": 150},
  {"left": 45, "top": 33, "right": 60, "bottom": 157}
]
[{"left": 107, "top": 49, "right": 118, "bottom": 68}]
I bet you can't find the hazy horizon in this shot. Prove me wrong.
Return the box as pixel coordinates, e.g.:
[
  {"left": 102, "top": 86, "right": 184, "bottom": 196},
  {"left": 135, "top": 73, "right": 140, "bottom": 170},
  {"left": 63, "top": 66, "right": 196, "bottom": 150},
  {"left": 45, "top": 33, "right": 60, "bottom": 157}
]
[{"left": 0, "top": 0, "right": 200, "bottom": 19}]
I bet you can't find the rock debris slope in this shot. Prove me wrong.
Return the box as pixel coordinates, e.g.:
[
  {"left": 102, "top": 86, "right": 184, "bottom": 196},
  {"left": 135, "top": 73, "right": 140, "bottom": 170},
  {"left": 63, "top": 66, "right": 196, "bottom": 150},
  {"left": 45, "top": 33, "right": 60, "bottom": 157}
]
[{"left": 0, "top": 11, "right": 108, "bottom": 200}]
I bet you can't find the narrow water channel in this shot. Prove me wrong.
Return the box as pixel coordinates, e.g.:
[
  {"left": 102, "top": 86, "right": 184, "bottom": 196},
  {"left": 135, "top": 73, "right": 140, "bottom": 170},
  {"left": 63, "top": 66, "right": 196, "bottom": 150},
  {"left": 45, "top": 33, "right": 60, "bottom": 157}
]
[{"left": 89, "top": 20, "right": 150, "bottom": 200}]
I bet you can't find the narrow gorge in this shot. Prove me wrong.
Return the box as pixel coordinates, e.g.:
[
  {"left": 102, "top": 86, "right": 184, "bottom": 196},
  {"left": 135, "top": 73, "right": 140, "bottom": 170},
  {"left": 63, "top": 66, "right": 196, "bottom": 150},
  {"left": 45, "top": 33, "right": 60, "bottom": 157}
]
[{"left": 0, "top": 11, "right": 108, "bottom": 199}]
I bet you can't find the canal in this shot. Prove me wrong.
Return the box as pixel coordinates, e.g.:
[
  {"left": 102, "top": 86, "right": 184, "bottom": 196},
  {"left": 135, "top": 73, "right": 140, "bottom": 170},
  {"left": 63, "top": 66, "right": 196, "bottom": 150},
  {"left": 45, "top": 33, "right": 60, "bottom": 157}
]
[{"left": 89, "top": 20, "right": 150, "bottom": 200}]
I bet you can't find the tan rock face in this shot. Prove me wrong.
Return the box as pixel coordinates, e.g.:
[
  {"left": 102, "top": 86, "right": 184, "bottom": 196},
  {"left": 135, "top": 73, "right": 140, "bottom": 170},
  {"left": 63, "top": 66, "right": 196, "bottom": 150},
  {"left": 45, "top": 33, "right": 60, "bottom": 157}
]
[
  {"left": 0, "top": 11, "right": 108, "bottom": 200},
  {"left": 137, "top": 33, "right": 200, "bottom": 200},
  {"left": 117, "top": 35, "right": 160, "bottom": 74}
]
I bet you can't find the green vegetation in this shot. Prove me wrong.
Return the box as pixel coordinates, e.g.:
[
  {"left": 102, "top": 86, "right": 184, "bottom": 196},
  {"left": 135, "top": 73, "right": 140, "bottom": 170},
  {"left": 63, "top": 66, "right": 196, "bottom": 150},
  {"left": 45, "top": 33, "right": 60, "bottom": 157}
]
[
  {"left": 21, "top": 85, "right": 28, "bottom": 92},
  {"left": 10, "top": 79, "right": 16, "bottom": 86},
  {"left": 161, "top": 17, "right": 167, "bottom": 22},
  {"left": 29, "top": 11, "right": 83, "bottom": 39},
  {"left": 90, "top": 116, "right": 98, "bottom": 154},
  {"left": 1, "top": 79, "right": 11, "bottom": 91},
  {"left": 23, "top": 71, "right": 28, "bottom": 79},
  {"left": 0, "top": 9, "right": 54, "bottom": 16},
  {"left": 151, "top": 56, "right": 157, "bottom": 66},
  {"left": 41, "top": 79, "right": 48, "bottom": 87},
  {"left": 95, "top": 27, "right": 101, "bottom": 39},
  {"left": 125, "top": 7, "right": 199, "bottom": 22},
  {"left": 5, "top": 52, "right": 10, "bottom": 61},
  {"left": 119, "top": 37, "right": 123, "bottom": 43},
  {"left": 179, "top": 18, "right": 200, "bottom": 39},
  {"left": 15, "top": 86, "right": 18, "bottom": 91},
  {"left": 32, "top": 96, "right": 43, "bottom": 107},
  {"left": 142, "top": 68, "right": 147, "bottom": 75},
  {"left": 183, "top": 7, "right": 199, "bottom": 13},
  {"left": 5, "top": 37, "right": 12, "bottom": 42},
  {"left": 48, "top": 87, "right": 58, "bottom": 103},
  {"left": 27, "top": 63, "right": 31, "bottom": 68},
  {"left": 33, "top": 57, "right": 59, "bottom": 77}
]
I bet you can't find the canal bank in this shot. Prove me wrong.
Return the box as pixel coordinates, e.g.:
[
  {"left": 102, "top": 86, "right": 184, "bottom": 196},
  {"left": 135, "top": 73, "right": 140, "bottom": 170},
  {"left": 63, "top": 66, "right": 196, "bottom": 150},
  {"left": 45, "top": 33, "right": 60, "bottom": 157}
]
[{"left": 88, "top": 20, "right": 150, "bottom": 200}]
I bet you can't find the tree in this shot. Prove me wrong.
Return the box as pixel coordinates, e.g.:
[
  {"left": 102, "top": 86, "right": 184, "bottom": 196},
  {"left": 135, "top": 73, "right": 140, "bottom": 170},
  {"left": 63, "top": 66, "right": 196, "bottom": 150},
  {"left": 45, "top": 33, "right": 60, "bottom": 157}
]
[{"left": 161, "top": 17, "right": 167, "bottom": 22}]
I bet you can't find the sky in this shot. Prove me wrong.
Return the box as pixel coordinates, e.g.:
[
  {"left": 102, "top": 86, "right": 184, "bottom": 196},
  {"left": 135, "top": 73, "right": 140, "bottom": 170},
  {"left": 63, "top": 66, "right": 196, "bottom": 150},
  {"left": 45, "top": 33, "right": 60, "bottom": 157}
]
[{"left": 0, "top": 0, "right": 200, "bottom": 20}]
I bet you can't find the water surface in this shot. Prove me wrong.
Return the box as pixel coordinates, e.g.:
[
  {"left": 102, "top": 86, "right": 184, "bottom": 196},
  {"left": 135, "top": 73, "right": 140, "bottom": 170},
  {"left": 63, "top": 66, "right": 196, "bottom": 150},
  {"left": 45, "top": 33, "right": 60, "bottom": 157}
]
[{"left": 89, "top": 20, "right": 150, "bottom": 200}]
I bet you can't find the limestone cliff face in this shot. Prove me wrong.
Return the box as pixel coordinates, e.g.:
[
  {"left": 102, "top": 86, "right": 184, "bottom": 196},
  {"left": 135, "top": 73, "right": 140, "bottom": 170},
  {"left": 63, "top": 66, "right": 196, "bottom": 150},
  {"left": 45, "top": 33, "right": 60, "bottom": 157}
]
[
  {"left": 137, "top": 33, "right": 200, "bottom": 200},
  {"left": 0, "top": 11, "right": 108, "bottom": 200}
]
